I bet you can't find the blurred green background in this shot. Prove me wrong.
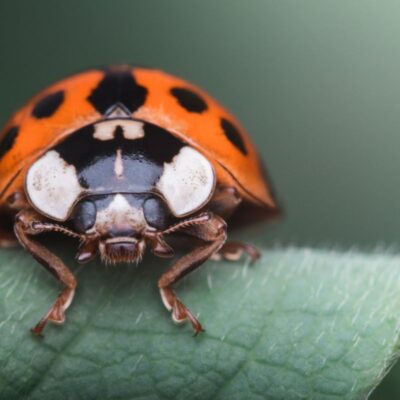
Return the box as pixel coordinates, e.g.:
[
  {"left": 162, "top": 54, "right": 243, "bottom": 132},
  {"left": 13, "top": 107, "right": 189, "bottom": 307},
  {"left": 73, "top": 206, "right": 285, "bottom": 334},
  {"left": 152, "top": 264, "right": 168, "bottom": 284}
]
[
  {"left": 1, "top": 1, "right": 399, "bottom": 398},
  {"left": 2, "top": 0, "right": 400, "bottom": 249}
]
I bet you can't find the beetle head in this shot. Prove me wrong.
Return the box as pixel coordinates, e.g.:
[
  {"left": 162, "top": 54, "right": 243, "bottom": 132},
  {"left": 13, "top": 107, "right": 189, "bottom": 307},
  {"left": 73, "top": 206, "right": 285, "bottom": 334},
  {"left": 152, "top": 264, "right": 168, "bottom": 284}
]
[
  {"left": 72, "top": 194, "right": 149, "bottom": 264},
  {"left": 98, "top": 236, "right": 146, "bottom": 265}
]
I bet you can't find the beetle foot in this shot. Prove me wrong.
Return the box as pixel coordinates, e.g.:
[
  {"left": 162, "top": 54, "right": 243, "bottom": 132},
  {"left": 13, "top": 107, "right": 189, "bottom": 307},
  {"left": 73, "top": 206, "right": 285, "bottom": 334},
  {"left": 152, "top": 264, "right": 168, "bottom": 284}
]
[
  {"left": 160, "top": 287, "right": 204, "bottom": 335},
  {"left": 211, "top": 240, "right": 260, "bottom": 264},
  {"left": 31, "top": 287, "right": 74, "bottom": 335},
  {"left": 31, "top": 310, "right": 65, "bottom": 336}
]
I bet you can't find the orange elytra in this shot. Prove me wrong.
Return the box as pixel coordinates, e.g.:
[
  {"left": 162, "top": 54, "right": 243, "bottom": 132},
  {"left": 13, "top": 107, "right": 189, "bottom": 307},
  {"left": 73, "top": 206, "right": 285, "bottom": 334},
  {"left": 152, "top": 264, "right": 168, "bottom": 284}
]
[{"left": 0, "top": 66, "right": 279, "bottom": 335}]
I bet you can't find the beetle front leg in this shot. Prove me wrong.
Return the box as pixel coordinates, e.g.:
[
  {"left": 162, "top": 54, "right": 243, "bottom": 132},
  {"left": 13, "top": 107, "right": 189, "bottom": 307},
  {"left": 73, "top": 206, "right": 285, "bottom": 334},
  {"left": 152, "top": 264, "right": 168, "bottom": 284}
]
[
  {"left": 14, "top": 209, "right": 78, "bottom": 335},
  {"left": 158, "top": 213, "right": 227, "bottom": 334}
]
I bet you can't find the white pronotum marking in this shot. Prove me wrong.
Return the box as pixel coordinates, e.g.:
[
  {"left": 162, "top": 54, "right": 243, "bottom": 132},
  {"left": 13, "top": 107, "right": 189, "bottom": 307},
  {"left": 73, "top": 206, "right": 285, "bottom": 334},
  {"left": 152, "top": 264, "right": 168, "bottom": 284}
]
[
  {"left": 26, "top": 150, "right": 83, "bottom": 221},
  {"left": 156, "top": 146, "right": 215, "bottom": 217},
  {"left": 94, "top": 194, "right": 147, "bottom": 233},
  {"left": 122, "top": 120, "right": 145, "bottom": 140},
  {"left": 93, "top": 119, "right": 145, "bottom": 141},
  {"left": 114, "top": 149, "right": 124, "bottom": 178},
  {"left": 93, "top": 120, "right": 115, "bottom": 141}
]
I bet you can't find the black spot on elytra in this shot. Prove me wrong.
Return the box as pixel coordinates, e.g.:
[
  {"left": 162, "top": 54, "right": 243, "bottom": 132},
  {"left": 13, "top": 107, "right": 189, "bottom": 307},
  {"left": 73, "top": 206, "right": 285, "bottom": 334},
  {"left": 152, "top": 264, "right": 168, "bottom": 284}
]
[
  {"left": 32, "top": 91, "right": 65, "bottom": 119},
  {"left": 170, "top": 87, "right": 208, "bottom": 113},
  {"left": 0, "top": 126, "right": 19, "bottom": 158},
  {"left": 220, "top": 118, "right": 247, "bottom": 155},
  {"left": 88, "top": 69, "right": 147, "bottom": 115}
]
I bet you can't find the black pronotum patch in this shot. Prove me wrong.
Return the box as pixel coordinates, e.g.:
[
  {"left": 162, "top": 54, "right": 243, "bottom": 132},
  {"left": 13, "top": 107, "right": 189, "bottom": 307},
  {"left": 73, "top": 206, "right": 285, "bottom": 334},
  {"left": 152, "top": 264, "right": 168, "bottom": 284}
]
[
  {"left": 88, "top": 69, "right": 147, "bottom": 115},
  {"left": 220, "top": 118, "right": 247, "bottom": 155},
  {"left": 0, "top": 126, "right": 19, "bottom": 158},
  {"left": 55, "top": 121, "right": 183, "bottom": 192},
  {"left": 170, "top": 87, "right": 208, "bottom": 113},
  {"left": 32, "top": 91, "right": 65, "bottom": 119}
]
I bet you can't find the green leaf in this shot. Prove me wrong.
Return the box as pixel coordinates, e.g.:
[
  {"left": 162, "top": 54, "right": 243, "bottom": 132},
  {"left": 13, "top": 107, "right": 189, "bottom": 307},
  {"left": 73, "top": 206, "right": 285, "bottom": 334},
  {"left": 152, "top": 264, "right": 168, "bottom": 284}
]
[{"left": 1, "top": 246, "right": 400, "bottom": 400}]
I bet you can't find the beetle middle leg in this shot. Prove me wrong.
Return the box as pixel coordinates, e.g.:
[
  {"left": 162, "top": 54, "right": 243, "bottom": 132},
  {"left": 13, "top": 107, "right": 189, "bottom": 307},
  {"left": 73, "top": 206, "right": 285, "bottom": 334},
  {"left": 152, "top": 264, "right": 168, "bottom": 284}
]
[
  {"left": 208, "top": 186, "right": 261, "bottom": 263},
  {"left": 212, "top": 241, "right": 260, "bottom": 263},
  {"left": 14, "top": 209, "right": 81, "bottom": 335},
  {"left": 0, "top": 191, "right": 29, "bottom": 247},
  {"left": 158, "top": 213, "right": 227, "bottom": 334},
  {"left": 208, "top": 185, "right": 242, "bottom": 220}
]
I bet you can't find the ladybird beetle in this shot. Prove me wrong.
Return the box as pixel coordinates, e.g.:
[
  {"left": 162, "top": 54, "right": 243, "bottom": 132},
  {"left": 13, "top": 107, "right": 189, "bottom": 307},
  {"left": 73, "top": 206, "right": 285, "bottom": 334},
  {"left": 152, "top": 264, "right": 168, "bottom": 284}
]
[{"left": 0, "top": 66, "right": 278, "bottom": 335}]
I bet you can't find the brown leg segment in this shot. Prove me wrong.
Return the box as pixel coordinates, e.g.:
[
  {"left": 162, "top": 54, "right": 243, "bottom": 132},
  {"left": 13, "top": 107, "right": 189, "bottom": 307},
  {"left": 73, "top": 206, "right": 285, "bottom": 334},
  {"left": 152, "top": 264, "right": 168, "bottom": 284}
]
[
  {"left": 208, "top": 187, "right": 261, "bottom": 264},
  {"left": 212, "top": 241, "right": 261, "bottom": 264},
  {"left": 14, "top": 210, "right": 78, "bottom": 335},
  {"left": 0, "top": 191, "right": 31, "bottom": 248},
  {"left": 158, "top": 213, "right": 227, "bottom": 334},
  {"left": 208, "top": 186, "right": 242, "bottom": 220}
]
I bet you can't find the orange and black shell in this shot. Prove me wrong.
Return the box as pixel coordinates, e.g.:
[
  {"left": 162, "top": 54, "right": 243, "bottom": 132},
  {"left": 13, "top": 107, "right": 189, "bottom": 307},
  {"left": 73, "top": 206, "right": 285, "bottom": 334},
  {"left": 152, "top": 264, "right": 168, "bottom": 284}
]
[{"left": 0, "top": 66, "right": 277, "bottom": 219}]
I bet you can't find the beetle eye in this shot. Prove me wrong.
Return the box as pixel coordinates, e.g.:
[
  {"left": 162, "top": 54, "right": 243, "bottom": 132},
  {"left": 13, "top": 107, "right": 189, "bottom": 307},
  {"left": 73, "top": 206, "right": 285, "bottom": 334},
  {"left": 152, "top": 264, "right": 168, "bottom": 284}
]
[
  {"left": 143, "top": 197, "right": 171, "bottom": 230},
  {"left": 72, "top": 200, "right": 97, "bottom": 233}
]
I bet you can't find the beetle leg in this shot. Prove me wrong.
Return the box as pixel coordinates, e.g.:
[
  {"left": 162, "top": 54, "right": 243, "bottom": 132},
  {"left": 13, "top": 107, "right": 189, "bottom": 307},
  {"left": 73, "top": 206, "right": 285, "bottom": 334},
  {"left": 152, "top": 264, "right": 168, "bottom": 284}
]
[
  {"left": 206, "top": 187, "right": 261, "bottom": 263},
  {"left": 208, "top": 186, "right": 242, "bottom": 219},
  {"left": 211, "top": 240, "right": 261, "bottom": 264},
  {"left": 144, "top": 213, "right": 212, "bottom": 257},
  {"left": 144, "top": 233, "right": 175, "bottom": 258},
  {"left": 0, "top": 191, "right": 47, "bottom": 248},
  {"left": 161, "top": 212, "right": 212, "bottom": 235},
  {"left": 14, "top": 209, "right": 78, "bottom": 335},
  {"left": 6, "top": 191, "right": 30, "bottom": 210},
  {"left": 158, "top": 213, "right": 227, "bottom": 334},
  {"left": 76, "top": 239, "right": 99, "bottom": 263}
]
